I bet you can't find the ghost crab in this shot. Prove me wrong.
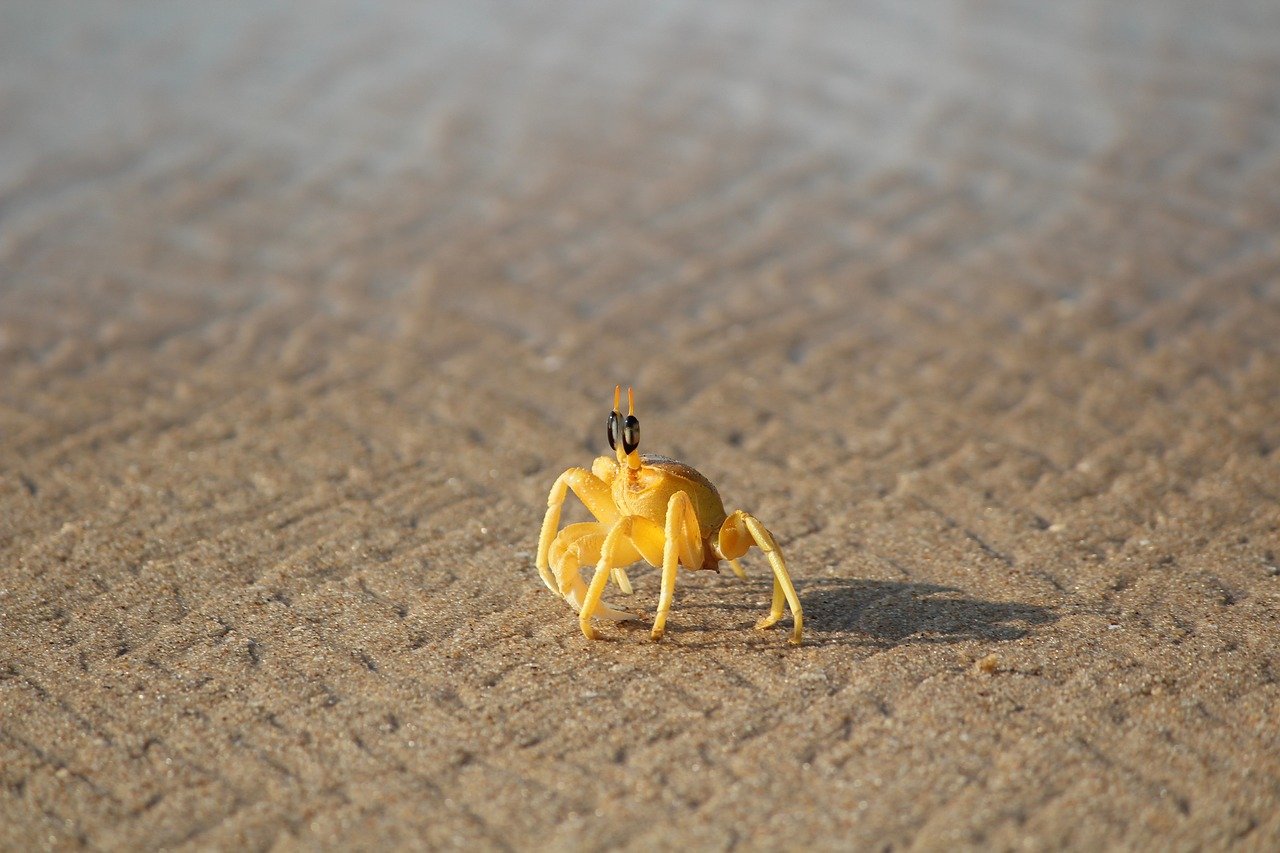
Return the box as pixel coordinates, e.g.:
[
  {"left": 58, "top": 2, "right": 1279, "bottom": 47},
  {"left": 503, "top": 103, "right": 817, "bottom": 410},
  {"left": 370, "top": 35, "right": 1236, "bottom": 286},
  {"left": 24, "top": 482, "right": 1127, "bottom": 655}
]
[{"left": 536, "top": 386, "right": 803, "bottom": 644}]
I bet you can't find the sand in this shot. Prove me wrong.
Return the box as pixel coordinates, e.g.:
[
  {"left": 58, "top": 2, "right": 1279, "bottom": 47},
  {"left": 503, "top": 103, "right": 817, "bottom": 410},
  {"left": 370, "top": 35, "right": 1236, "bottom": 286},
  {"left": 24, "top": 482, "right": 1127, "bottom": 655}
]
[{"left": 2, "top": 1, "right": 1279, "bottom": 849}]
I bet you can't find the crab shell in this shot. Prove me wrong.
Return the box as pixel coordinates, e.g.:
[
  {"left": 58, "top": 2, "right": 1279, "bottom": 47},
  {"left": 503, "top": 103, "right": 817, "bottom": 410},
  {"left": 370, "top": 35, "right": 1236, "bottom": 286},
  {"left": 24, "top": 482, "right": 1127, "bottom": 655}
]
[{"left": 613, "top": 454, "right": 726, "bottom": 571}]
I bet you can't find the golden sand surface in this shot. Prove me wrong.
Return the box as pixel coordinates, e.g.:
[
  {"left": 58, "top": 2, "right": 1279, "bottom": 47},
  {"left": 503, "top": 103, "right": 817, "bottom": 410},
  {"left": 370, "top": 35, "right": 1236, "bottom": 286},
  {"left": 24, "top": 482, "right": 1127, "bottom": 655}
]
[{"left": 2, "top": 2, "right": 1279, "bottom": 849}]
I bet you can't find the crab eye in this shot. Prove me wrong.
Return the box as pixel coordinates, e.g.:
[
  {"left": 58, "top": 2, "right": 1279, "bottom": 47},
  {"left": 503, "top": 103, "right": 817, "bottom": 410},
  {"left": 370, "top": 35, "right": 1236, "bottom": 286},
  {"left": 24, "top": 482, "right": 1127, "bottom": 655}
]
[
  {"left": 607, "top": 410, "right": 621, "bottom": 450},
  {"left": 622, "top": 415, "right": 640, "bottom": 454}
]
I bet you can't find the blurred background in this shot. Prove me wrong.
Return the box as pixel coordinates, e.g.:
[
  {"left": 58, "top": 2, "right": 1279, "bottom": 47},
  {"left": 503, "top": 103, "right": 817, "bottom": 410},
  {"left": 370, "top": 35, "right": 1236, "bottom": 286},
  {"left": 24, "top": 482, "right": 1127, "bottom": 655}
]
[{"left": 10, "top": 1, "right": 1276, "bottom": 370}]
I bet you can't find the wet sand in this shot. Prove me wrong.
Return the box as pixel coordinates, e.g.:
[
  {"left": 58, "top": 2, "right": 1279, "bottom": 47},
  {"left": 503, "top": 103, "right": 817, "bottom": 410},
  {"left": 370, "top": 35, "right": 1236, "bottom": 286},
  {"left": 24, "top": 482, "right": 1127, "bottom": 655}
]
[{"left": 2, "top": 2, "right": 1279, "bottom": 849}]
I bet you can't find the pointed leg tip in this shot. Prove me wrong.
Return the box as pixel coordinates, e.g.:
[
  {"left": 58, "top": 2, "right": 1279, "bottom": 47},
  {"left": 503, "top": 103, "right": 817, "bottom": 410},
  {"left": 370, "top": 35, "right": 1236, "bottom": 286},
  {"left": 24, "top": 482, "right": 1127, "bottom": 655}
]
[
  {"left": 595, "top": 606, "right": 640, "bottom": 623},
  {"left": 649, "top": 629, "right": 665, "bottom": 642},
  {"left": 754, "top": 616, "right": 780, "bottom": 630}
]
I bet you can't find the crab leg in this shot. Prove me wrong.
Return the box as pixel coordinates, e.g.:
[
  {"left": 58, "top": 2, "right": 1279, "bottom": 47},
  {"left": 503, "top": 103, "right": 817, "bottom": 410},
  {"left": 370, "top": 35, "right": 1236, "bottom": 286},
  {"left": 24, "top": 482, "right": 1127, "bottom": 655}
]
[
  {"left": 579, "top": 515, "right": 664, "bottom": 640},
  {"left": 536, "top": 467, "right": 620, "bottom": 593},
  {"left": 548, "top": 522, "right": 602, "bottom": 595},
  {"left": 757, "top": 579, "right": 788, "bottom": 631},
  {"left": 718, "top": 510, "right": 804, "bottom": 644},
  {"left": 549, "top": 523, "right": 637, "bottom": 622},
  {"left": 652, "top": 491, "right": 703, "bottom": 642}
]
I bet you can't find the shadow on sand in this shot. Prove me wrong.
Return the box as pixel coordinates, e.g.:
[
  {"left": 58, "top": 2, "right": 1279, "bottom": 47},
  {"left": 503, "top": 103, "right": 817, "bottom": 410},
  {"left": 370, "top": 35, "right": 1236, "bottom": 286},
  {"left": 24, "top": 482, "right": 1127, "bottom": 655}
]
[
  {"left": 639, "top": 575, "right": 1059, "bottom": 649},
  {"left": 796, "top": 577, "right": 1058, "bottom": 646}
]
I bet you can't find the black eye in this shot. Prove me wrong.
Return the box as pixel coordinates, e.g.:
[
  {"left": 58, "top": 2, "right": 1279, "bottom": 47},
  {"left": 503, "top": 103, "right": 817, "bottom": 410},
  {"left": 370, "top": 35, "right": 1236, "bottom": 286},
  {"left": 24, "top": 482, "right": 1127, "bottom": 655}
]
[
  {"left": 622, "top": 415, "right": 640, "bottom": 454},
  {"left": 607, "top": 411, "right": 621, "bottom": 450}
]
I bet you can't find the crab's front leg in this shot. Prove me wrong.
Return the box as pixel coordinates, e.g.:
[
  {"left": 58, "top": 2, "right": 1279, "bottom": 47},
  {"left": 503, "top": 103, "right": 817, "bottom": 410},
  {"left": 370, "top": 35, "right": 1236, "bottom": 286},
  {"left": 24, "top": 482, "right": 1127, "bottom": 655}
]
[
  {"left": 548, "top": 522, "right": 640, "bottom": 622},
  {"left": 580, "top": 516, "right": 664, "bottom": 640},
  {"left": 718, "top": 510, "right": 804, "bottom": 644},
  {"left": 652, "top": 491, "right": 704, "bottom": 642},
  {"left": 588, "top": 456, "right": 634, "bottom": 593},
  {"left": 537, "top": 465, "right": 620, "bottom": 593}
]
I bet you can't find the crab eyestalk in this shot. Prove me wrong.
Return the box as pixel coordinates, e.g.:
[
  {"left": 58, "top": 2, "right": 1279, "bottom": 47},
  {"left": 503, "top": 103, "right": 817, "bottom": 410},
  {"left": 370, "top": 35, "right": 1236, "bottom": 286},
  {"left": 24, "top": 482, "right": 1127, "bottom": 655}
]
[{"left": 622, "top": 386, "right": 641, "bottom": 470}]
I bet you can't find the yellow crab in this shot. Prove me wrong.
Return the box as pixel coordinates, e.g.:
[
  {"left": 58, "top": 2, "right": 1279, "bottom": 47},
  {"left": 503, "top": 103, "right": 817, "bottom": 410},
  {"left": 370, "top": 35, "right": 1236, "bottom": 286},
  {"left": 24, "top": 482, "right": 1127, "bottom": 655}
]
[{"left": 536, "top": 386, "right": 804, "bottom": 644}]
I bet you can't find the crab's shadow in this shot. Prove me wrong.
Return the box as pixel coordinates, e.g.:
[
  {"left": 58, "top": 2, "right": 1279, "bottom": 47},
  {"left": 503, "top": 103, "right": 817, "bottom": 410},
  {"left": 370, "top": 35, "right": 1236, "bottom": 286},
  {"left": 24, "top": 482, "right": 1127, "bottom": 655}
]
[
  {"left": 798, "top": 577, "right": 1057, "bottom": 645},
  {"left": 658, "top": 575, "right": 1058, "bottom": 649}
]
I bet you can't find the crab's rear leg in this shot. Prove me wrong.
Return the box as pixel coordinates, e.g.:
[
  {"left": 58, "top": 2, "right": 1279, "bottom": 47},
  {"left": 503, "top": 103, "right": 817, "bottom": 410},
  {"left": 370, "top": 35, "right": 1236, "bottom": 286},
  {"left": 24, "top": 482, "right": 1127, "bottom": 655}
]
[{"left": 718, "top": 510, "right": 804, "bottom": 644}]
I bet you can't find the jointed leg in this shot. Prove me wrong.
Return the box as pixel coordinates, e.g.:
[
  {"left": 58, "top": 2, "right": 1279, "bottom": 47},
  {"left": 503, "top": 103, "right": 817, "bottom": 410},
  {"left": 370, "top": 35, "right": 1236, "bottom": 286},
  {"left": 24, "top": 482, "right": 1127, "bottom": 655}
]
[
  {"left": 548, "top": 521, "right": 603, "bottom": 596},
  {"left": 652, "top": 491, "right": 703, "bottom": 641},
  {"left": 580, "top": 515, "right": 664, "bottom": 640},
  {"left": 585, "top": 457, "right": 633, "bottom": 593},
  {"left": 537, "top": 467, "right": 620, "bottom": 593},
  {"left": 718, "top": 510, "right": 804, "bottom": 644},
  {"left": 549, "top": 523, "right": 636, "bottom": 622},
  {"left": 757, "top": 578, "right": 787, "bottom": 630}
]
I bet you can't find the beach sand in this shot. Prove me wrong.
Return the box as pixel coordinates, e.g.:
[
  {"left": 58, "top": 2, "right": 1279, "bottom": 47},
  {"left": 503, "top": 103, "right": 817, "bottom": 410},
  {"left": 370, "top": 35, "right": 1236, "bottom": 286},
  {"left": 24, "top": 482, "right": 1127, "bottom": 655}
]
[{"left": 2, "top": 2, "right": 1279, "bottom": 849}]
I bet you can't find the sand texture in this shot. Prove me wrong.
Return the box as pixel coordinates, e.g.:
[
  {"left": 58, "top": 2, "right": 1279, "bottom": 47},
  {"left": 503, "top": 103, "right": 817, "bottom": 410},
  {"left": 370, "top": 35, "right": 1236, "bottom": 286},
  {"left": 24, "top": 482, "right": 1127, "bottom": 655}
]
[{"left": 3, "top": 2, "right": 1280, "bottom": 850}]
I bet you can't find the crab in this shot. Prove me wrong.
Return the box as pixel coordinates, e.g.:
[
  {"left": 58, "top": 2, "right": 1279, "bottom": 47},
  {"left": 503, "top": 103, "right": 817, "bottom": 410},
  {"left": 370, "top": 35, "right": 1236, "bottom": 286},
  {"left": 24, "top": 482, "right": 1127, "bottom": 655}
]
[{"left": 535, "top": 386, "right": 803, "bottom": 644}]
